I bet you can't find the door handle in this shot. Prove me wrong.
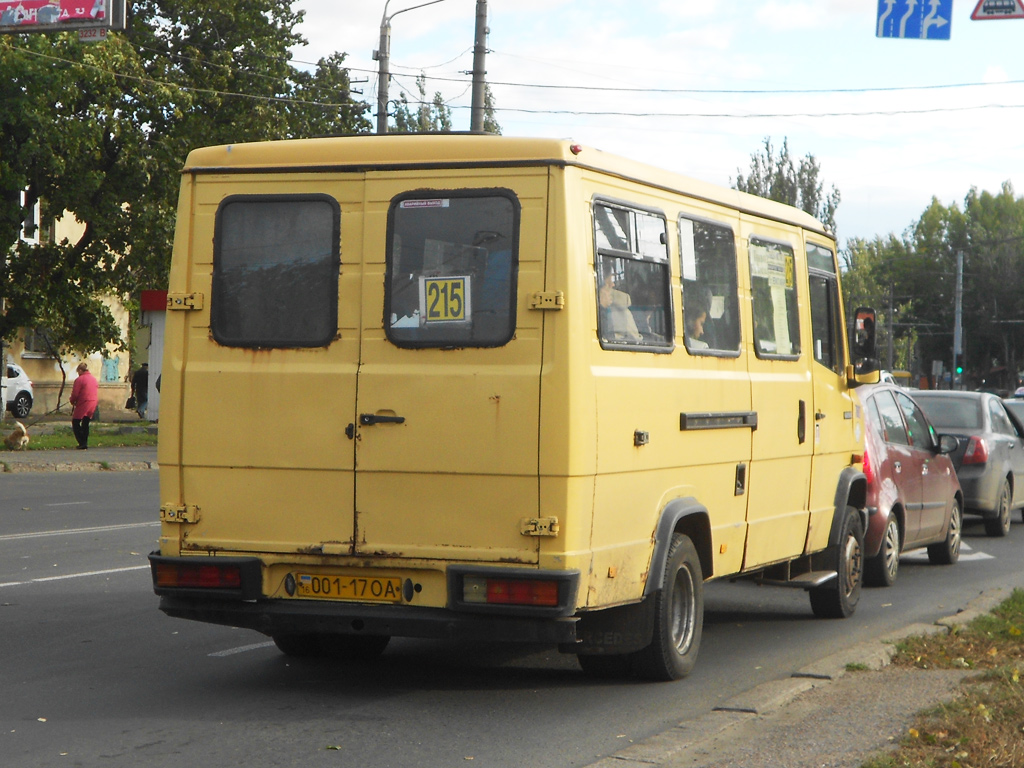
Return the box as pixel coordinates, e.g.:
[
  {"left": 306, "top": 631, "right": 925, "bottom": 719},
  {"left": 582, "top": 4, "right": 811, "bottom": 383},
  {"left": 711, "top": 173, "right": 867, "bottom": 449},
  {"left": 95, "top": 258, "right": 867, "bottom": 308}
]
[
  {"left": 815, "top": 411, "right": 827, "bottom": 421},
  {"left": 360, "top": 413, "right": 406, "bottom": 426}
]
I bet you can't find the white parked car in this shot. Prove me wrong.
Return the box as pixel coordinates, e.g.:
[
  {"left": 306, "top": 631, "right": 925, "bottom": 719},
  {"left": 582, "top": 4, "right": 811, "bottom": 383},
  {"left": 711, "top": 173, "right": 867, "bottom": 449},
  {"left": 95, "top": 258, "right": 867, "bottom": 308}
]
[{"left": 4, "top": 363, "right": 34, "bottom": 419}]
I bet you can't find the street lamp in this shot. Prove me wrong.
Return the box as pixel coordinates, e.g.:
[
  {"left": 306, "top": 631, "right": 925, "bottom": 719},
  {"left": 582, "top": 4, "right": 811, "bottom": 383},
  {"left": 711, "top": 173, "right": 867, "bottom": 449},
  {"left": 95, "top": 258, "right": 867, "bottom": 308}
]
[{"left": 374, "top": 0, "right": 451, "bottom": 134}]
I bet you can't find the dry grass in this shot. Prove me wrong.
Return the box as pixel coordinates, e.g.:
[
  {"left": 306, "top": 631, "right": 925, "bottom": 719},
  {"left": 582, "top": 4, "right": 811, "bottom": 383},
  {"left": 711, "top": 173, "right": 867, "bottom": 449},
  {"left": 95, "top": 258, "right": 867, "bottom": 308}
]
[{"left": 863, "top": 589, "right": 1024, "bottom": 768}]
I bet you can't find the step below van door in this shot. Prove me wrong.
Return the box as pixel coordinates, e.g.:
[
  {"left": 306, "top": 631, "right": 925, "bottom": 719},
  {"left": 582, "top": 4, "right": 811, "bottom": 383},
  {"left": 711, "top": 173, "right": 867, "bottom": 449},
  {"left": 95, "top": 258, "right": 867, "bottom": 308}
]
[
  {"left": 171, "top": 175, "right": 361, "bottom": 556},
  {"left": 352, "top": 174, "right": 547, "bottom": 564}
]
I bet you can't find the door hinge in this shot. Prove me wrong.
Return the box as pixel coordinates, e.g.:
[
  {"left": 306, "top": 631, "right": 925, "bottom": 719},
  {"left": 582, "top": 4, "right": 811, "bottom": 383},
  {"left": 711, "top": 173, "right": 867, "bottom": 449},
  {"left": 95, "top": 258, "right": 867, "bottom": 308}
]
[
  {"left": 160, "top": 504, "right": 201, "bottom": 524},
  {"left": 520, "top": 516, "right": 560, "bottom": 537},
  {"left": 166, "top": 292, "right": 205, "bottom": 311},
  {"left": 530, "top": 291, "right": 565, "bottom": 310}
]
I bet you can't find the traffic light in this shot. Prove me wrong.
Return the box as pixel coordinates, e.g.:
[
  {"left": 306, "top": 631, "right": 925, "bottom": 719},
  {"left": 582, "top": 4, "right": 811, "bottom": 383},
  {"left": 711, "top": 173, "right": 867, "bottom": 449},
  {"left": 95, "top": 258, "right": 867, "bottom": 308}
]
[{"left": 956, "top": 365, "right": 963, "bottom": 375}]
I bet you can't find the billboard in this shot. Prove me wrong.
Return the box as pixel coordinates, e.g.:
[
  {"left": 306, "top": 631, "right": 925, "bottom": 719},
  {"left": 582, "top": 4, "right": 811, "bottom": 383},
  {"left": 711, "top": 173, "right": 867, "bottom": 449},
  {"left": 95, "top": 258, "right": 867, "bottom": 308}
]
[{"left": 0, "top": 0, "right": 125, "bottom": 34}]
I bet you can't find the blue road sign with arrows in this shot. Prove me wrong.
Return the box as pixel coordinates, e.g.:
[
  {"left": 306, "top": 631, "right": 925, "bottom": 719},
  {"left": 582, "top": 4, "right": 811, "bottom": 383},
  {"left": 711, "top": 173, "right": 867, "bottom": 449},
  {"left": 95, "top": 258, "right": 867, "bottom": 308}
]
[{"left": 877, "top": 0, "right": 952, "bottom": 39}]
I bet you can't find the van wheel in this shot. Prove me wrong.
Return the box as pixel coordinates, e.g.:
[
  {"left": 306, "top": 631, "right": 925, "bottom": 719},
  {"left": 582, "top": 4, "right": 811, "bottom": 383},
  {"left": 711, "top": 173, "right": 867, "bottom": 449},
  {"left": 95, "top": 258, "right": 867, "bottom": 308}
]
[
  {"left": 576, "top": 653, "right": 633, "bottom": 679},
  {"left": 864, "top": 516, "right": 900, "bottom": 587},
  {"left": 631, "top": 533, "right": 704, "bottom": 681},
  {"left": 272, "top": 633, "right": 390, "bottom": 660},
  {"left": 810, "top": 506, "right": 863, "bottom": 619},
  {"left": 983, "top": 480, "right": 1012, "bottom": 537},
  {"left": 928, "top": 499, "right": 962, "bottom": 565}
]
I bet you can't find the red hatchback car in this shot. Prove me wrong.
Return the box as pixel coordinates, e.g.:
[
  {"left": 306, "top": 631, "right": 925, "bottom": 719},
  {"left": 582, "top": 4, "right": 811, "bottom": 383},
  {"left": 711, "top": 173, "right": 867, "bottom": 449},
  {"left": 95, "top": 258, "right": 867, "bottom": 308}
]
[{"left": 860, "top": 384, "right": 963, "bottom": 586}]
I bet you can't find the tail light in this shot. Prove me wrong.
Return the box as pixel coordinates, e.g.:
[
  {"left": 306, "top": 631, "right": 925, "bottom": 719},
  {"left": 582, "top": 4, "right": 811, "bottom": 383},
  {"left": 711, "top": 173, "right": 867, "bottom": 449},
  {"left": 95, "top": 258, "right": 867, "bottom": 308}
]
[
  {"left": 862, "top": 446, "right": 874, "bottom": 485},
  {"left": 462, "top": 576, "right": 560, "bottom": 607},
  {"left": 155, "top": 562, "right": 242, "bottom": 590},
  {"left": 962, "top": 436, "right": 989, "bottom": 465}
]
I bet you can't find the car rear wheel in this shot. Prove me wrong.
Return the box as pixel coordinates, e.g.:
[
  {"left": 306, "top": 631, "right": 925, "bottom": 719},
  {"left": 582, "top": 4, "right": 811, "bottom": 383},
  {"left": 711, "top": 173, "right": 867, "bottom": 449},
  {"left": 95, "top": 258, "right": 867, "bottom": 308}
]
[
  {"left": 983, "top": 479, "right": 1012, "bottom": 537},
  {"left": 11, "top": 392, "right": 31, "bottom": 419},
  {"left": 272, "top": 633, "right": 390, "bottom": 660},
  {"left": 928, "top": 499, "right": 962, "bottom": 565},
  {"left": 865, "top": 516, "right": 900, "bottom": 587}
]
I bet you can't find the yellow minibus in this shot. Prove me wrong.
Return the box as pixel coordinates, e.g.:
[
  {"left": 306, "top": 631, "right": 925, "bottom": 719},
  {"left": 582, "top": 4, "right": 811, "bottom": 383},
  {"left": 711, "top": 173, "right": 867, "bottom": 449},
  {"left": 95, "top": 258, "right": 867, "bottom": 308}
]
[{"left": 150, "top": 135, "right": 877, "bottom": 680}]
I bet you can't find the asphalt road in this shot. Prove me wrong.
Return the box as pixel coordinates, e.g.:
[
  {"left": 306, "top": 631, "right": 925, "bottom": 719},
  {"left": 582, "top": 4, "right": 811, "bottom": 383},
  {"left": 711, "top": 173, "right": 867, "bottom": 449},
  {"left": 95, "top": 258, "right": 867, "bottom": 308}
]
[{"left": 3, "top": 470, "right": 1024, "bottom": 768}]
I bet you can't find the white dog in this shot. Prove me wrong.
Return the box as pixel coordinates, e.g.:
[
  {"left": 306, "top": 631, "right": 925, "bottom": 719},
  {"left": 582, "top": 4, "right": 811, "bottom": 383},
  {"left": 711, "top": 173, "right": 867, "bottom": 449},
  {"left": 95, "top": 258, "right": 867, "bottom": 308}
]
[{"left": 4, "top": 421, "right": 29, "bottom": 451}]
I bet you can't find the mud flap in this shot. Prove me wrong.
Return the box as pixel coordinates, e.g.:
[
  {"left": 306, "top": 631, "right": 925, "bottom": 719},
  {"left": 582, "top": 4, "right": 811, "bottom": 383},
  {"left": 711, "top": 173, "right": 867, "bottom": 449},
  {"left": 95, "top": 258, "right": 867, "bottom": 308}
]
[{"left": 562, "top": 597, "right": 656, "bottom": 656}]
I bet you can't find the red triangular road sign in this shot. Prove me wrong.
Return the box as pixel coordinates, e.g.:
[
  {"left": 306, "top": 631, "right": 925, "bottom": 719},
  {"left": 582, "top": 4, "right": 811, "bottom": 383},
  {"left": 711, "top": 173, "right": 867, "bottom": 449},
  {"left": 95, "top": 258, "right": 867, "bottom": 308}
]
[{"left": 972, "top": 0, "right": 1024, "bottom": 19}]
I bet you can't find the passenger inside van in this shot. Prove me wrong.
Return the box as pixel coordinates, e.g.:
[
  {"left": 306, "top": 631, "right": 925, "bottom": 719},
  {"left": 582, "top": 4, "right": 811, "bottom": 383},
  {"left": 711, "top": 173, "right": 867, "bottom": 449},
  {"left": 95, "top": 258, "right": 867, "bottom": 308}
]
[
  {"left": 685, "top": 306, "right": 709, "bottom": 350},
  {"left": 599, "top": 273, "right": 642, "bottom": 342}
]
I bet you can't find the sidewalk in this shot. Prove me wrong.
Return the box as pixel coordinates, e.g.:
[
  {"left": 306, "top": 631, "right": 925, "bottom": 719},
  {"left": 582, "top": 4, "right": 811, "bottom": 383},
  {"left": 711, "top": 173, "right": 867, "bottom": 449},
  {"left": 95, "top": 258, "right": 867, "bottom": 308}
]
[
  {"left": 1, "top": 444, "right": 157, "bottom": 472},
  {"left": 584, "top": 589, "right": 1017, "bottom": 768}
]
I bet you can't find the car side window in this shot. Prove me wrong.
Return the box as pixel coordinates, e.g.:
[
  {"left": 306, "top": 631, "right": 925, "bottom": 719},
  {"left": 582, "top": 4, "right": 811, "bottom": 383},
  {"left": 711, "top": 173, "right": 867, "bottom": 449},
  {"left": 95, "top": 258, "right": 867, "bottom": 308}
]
[
  {"left": 873, "top": 391, "right": 910, "bottom": 446},
  {"left": 896, "top": 393, "right": 935, "bottom": 449},
  {"left": 989, "top": 400, "right": 1019, "bottom": 437}
]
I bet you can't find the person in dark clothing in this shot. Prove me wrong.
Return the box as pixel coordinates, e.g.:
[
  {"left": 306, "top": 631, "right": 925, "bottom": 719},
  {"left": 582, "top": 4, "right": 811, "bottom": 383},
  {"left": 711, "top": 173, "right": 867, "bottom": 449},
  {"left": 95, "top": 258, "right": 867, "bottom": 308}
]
[{"left": 130, "top": 363, "right": 149, "bottom": 419}]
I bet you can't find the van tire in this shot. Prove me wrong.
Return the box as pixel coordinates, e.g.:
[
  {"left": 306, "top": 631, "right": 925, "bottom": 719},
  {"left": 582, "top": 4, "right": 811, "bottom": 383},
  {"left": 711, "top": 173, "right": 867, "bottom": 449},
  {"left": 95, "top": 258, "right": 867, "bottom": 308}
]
[
  {"left": 631, "top": 533, "right": 704, "bottom": 681},
  {"left": 272, "top": 633, "right": 390, "bottom": 660},
  {"left": 809, "top": 506, "right": 863, "bottom": 619}
]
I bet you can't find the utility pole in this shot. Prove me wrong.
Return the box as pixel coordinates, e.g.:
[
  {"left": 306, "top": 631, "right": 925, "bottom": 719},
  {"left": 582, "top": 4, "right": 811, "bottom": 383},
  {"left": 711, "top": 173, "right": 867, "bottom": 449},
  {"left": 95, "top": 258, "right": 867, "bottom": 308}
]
[
  {"left": 470, "top": 0, "right": 488, "bottom": 132},
  {"left": 374, "top": 0, "right": 452, "bottom": 135},
  {"left": 952, "top": 250, "right": 964, "bottom": 389},
  {"left": 887, "top": 282, "right": 894, "bottom": 372},
  {"left": 374, "top": 12, "right": 391, "bottom": 135}
]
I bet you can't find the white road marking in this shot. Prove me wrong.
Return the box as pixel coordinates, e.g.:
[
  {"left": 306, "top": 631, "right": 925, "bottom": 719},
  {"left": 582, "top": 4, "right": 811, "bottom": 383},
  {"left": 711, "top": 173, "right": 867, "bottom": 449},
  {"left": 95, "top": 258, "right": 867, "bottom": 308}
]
[
  {"left": 0, "top": 522, "right": 159, "bottom": 542},
  {"left": 46, "top": 501, "right": 92, "bottom": 507},
  {"left": 902, "top": 541, "right": 995, "bottom": 564},
  {"left": 0, "top": 564, "right": 149, "bottom": 589},
  {"left": 209, "top": 642, "right": 276, "bottom": 657}
]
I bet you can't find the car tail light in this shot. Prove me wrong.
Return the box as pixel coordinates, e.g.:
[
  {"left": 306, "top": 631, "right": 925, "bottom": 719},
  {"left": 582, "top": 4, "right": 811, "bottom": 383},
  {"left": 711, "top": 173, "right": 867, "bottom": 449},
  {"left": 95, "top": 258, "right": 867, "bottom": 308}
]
[
  {"left": 862, "top": 446, "right": 874, "bottom": 485},
  {"left": 962, "top": 436, "right": 989, "bottom": 465},
  {"left": 154, "top": 562, "right": 242, "bottom": 590},
  {"left": 462, "top": 576, "right": 560, "bottom": 607}
]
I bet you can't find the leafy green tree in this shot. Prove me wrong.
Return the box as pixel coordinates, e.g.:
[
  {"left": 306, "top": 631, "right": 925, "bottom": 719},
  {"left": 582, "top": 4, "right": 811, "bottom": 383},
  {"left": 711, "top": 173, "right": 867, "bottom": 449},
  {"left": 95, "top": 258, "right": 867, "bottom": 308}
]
[
  {"left": 1, "top": 0, "right": 370, "bottom": 358},
  {"left": 392, "top": 73, "right": 453, "bottom": 132},
  {"left": 483, "top": 83, "right": 501, "bottom": 135},
  {"left": 733, "top": 137, "right": 841, "bottom": 234}
]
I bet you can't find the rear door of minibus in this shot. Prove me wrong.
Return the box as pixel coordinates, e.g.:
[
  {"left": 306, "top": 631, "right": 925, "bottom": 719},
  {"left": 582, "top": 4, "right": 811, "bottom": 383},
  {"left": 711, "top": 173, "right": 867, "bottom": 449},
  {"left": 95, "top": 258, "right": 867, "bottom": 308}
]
[
  {"left": 172, "top": 173, "right": 362, "bottom": 556},
  {"left": 351, "top": 170, "right": 548, "bottom": 565}
]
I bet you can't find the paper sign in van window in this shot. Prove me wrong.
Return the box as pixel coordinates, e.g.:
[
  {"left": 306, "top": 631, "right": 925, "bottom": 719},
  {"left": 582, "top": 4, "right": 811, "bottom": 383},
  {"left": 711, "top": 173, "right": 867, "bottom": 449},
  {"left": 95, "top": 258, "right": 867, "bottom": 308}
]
[
  {"left": 420, "top": 275, "right": 472, "bottom": 323},
  {"left": 400, "top": 199, "right": 450, "bottom": 210},
  {"left": 679, "top": 218, "right": 697, "bottom": 281}
]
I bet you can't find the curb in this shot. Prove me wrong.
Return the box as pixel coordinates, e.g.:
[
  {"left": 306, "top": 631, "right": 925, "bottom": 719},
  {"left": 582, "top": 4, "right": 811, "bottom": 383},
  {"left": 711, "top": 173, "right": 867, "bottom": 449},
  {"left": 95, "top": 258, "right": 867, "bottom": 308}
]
[
  {"left": 2, "top": 460, "right": 157, "bottom": 473},
  {"left": 582, "top": 587, "right": 1012, "bottom": 768}
]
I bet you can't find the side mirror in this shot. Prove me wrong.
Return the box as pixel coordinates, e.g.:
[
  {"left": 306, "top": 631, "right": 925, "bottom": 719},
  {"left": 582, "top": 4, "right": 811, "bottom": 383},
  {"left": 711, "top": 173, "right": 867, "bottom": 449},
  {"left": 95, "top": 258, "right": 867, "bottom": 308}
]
[
  {"left": 847, "top": 306, "right": 880, "bottom": 386},
  {"left": 937, "top": 434, "right": 959, "bottom": 455},
  {"left": 852, "top": 307, "right": 878, "bottom": 362}
]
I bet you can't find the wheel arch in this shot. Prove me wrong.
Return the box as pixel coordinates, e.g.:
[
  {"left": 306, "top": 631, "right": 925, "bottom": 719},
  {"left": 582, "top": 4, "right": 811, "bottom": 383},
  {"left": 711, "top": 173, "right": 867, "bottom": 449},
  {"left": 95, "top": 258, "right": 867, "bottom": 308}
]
[
  {"left": 643, "top": 497, "right": 712, "bottom": 598},
  {"left": 830, "top": 467, "right": 868, "bottom": 546}
]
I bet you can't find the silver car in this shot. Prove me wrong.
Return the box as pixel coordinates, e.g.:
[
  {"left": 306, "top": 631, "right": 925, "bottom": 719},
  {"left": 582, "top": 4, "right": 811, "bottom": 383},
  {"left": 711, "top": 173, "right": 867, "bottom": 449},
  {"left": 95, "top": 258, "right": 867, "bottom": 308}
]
[{"left": 914, "top": 391, "right": 1024, "bottom": 537}]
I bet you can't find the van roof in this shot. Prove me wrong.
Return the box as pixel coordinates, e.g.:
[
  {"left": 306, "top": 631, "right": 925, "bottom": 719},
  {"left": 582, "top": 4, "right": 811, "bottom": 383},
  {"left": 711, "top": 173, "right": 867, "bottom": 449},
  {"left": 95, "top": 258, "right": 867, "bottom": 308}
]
[{"left": 182, "top": 134, "right": 831, "bottom": 238}]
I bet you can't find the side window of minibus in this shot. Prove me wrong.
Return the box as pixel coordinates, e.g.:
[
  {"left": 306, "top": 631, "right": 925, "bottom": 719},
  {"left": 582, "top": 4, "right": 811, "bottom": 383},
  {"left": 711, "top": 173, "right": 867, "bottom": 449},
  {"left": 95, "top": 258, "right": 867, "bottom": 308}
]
[
  {"left": 678, "top": 217, "right": 740, "bottom": 355},
  {"left": 807, "top": 243, "right": 842, "bottom": 374},
  {"left": 593, "top": 202, "right": 673, "bottom": 351},
  {"left": 749, "top": 238, "right": 800, "bottom": 358}
]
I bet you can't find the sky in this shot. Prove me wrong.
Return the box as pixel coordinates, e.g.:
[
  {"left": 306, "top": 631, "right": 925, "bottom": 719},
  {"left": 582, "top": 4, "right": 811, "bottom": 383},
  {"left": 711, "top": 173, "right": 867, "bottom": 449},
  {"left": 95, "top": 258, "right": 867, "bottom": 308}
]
[{"left": 289, "top": 0, "right": 1024, "bottom": 249}]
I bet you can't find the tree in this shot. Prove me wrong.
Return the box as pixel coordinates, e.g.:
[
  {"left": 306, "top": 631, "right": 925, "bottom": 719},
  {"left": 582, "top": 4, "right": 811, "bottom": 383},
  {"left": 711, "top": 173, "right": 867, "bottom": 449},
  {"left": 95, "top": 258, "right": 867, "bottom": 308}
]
[
  {"left": 1, "top": 0, "right": 370, "bottom": 358},
  {"left": 392, "top": 73, "right": 453, "bottom": 133},
  {"left": 733, "top": 137, "right": 841, "bottom": 234}
]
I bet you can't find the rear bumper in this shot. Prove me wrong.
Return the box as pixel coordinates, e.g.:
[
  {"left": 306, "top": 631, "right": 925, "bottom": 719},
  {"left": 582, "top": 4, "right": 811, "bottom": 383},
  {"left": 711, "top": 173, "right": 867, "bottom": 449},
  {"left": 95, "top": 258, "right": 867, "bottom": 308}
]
[
  {"left": 150, "top": 553, "right": 581, "bottom": 645},
  {"left": 156, "top": 595, "right": 580, "bottom": 644},
  {"left": 957, "top": 468, "right": 1001, "bottom": 515}
]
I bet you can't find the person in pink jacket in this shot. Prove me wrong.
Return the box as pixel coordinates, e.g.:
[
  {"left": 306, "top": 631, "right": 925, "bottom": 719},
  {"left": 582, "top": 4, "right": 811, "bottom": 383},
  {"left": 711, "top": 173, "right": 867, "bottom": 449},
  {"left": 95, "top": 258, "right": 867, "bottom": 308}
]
[{"left": 69, "top": 362, "right": 99, "bottom": 449}]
